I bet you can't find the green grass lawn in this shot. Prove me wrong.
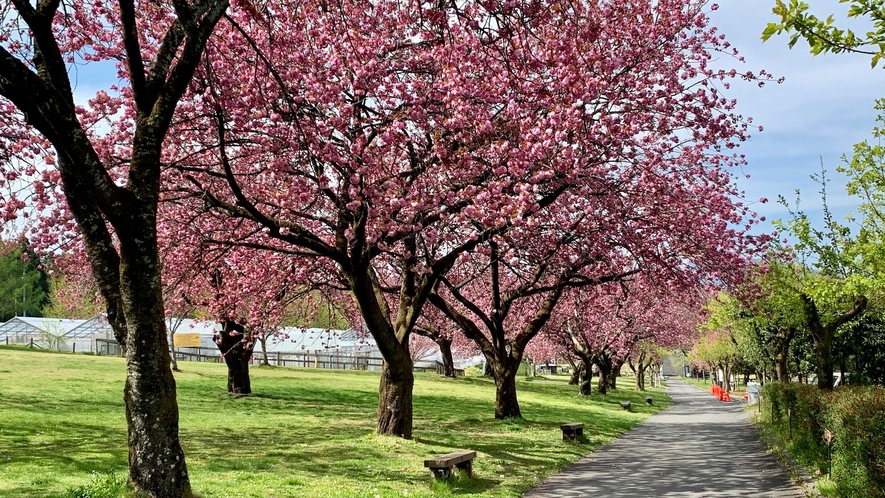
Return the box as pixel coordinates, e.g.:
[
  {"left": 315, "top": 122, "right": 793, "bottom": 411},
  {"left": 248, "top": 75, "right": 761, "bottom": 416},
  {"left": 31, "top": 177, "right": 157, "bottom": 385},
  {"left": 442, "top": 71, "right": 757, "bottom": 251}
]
[{"left": 0, "top": 346, "right": 670, "bottom": 498}]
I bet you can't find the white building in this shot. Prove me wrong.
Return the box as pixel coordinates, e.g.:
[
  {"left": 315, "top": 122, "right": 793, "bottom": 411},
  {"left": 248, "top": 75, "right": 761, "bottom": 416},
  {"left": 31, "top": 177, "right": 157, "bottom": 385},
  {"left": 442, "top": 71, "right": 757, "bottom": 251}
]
[{"left": 0, "top": 316, "right": 96, "bottom": 352}]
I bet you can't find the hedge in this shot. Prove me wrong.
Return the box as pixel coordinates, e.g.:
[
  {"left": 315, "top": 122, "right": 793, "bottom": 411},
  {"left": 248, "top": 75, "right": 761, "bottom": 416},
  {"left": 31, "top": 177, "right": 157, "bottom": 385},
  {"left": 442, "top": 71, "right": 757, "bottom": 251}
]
[{"left": 760, "top": 382, "right": 885, "bottom": 498}]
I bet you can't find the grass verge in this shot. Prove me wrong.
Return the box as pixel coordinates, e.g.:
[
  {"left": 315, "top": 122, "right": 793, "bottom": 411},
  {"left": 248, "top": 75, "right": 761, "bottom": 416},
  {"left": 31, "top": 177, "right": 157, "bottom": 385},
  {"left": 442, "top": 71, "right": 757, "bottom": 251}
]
[
  {"left": 752, "top": 413, "right": 822, "bottom": 497},
  {"left": 0, "top": 347, "right": 669, "bottom": 497}
]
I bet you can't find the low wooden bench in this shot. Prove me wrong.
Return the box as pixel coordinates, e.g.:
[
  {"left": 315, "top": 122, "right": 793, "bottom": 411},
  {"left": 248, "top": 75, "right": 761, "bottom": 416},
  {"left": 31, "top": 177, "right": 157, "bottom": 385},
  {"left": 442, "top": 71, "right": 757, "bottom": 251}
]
[
  {"left": 620, "top": 401, "right": 631, "bottom": 410},
  {"left": 424, "top": 450, "right": 476, "bottom": 480},
  {"left": 560, "top": 422, "right": 584, "bottom": 441}
]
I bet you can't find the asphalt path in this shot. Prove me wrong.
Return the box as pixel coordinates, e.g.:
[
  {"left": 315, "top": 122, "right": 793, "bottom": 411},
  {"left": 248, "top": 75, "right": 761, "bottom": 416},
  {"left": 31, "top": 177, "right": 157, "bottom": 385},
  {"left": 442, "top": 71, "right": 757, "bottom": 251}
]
[{"left": 523, "top": 379, "right": 804, "bottom": 498}]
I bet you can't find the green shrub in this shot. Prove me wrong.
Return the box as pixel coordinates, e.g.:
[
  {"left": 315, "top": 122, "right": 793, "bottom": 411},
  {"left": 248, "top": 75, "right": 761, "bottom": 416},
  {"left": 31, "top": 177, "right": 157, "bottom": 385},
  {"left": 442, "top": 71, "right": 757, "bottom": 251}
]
[
  {"left": 761, "top": 382, "right": 826, "bottom": 471},
  {"left": 61, "top": 472, "right": 127, "bottom": 498},
  {"left": 824, "top": 386, "right": 885, "bottom": 498},
  {"left": 788, "top": 384, "right": 826, "bottom": 470},
  {"left": 761, "top": 381, "right": 788, "bottom": 422},
  {"left": 760, "top": 383, "right": 885, "bottom": 498}
]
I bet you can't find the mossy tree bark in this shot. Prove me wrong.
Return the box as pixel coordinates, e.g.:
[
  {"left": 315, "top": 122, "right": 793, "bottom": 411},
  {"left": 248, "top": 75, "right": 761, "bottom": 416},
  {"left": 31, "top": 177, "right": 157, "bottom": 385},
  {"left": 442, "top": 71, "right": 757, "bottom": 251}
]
[
  {"left": 596, "top": 354, "right": 612, "bottom": 395},
  {"left": 0, "top": 3, "right": 228, "bottom": 495}
]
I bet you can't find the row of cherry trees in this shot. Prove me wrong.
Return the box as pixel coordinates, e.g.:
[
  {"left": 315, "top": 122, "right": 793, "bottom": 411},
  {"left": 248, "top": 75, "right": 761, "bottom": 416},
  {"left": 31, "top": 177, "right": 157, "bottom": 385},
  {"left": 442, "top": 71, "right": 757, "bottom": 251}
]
[
  {"left": 150, "top": 0, "right": 767, "bottom": 436},
  {"left": 1, "top": 0, "right": 768, "bottom": 495},
  {"left": 541, "top": 279, "right": 706, "bottom": 396}
]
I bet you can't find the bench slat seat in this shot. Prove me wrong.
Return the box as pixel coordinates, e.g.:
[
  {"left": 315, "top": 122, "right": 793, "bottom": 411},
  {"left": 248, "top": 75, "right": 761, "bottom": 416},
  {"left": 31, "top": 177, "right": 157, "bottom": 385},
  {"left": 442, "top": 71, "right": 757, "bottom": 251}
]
[
  {"left": 560, "top": 422, "right": 584, "bottom": 441},
  {"left": 424, "top": 450, "right": 476, "bottom": 480}
]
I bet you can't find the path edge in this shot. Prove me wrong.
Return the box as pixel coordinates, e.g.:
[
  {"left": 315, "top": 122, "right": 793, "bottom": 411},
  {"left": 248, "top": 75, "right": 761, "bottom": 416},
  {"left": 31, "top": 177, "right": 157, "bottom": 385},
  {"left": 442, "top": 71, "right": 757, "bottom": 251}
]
[
  {"left": 751, "top": 413, "right": 821, "bottom": 498},
  {"left": 520, "top": 383, "right": 674, "bottom": 497}
]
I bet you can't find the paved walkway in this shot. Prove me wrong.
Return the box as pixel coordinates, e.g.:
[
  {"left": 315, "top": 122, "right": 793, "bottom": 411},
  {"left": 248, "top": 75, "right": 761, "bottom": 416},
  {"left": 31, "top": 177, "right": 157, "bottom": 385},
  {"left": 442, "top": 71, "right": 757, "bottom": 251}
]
[{"left": 524, "top": 380, "right": 804, "bottom": 497}]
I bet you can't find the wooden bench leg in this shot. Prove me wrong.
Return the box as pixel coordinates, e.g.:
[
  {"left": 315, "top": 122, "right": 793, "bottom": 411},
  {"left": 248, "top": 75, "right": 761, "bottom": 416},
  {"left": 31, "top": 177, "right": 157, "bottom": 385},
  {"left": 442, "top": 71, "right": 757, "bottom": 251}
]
[
  {"left": 456, "top": 460, "right": 473, "bottom": 478},
  {"left": 562, "top": 429, "right": 584, "bottom": 441},
  {"left": 431, "top": 467, "right": 451, "bottom": 480}
]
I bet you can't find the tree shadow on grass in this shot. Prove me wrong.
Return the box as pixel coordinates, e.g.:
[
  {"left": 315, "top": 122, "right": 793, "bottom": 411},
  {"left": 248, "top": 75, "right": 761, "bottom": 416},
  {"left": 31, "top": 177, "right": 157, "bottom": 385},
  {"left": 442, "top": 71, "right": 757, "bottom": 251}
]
[
  {"left": 437, "top": 475, "right": 502, "bottom": 494},
  {"left": 0, "top": 421, "right": 127, "bottom": 470},
  {"left": 0, "top": 394, "right": 123, "bottom": 413}
]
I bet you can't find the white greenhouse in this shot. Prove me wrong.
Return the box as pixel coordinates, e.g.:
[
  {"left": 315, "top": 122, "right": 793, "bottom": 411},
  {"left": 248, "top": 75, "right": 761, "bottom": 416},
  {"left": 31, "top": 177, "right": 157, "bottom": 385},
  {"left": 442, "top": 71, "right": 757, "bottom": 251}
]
[{"left": 0, "top": 316, "right": 96, "bottom": 352}]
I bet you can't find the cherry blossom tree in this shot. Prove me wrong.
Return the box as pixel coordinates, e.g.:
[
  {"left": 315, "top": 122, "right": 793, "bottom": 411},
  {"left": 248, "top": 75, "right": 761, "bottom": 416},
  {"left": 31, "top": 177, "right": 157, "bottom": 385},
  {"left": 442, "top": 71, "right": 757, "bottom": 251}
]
[
  {"left": 555, "top": 279, "right": 707, "bottom": 395},
  {"left": 625, "top": 294, "right": 706, "bottom": 390},
  {"left": 144, "top": 0, "right": 769, "bottom": 433},
  {"left": 160, "top": 209, "right": 345, "bottom": 393},
  {"left": 558, "top": 283, "right": 645, "bottom": 395},
  {"left": 628, "top": 342, "right": 666, "bottom": 391},
  {"left": 0, "top": 1, "right": 228, "bottom": 495},
  {"left": 431, "top": 187, "right": 752, "bottom": 411},
  {"left": 414, "top": 304, "right": 463, "bottom": 378},
  {"left": 429, "top": 225, "right": 641, "bottom": 415}
]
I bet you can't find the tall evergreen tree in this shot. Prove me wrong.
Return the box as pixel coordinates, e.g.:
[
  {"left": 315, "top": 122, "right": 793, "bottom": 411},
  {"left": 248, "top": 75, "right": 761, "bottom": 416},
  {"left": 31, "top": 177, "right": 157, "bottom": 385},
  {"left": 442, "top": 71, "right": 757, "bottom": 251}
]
[{"left": 0, "top": 240, "right": 49, "bottom": 321}]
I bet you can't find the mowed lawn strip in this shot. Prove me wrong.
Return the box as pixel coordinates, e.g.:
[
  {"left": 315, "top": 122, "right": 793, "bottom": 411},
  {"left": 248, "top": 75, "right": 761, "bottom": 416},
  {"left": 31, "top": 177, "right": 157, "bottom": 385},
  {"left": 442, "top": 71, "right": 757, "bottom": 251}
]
[{"left": 0, "top": 347, "right": 670, "bottom": 498}]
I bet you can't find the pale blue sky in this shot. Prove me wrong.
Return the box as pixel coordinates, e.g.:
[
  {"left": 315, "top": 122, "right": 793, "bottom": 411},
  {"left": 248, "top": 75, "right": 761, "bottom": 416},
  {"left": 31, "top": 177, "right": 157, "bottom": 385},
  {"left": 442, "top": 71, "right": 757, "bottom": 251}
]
[{"left": 709, "top": 1, "right": 885, "bottom": 234}]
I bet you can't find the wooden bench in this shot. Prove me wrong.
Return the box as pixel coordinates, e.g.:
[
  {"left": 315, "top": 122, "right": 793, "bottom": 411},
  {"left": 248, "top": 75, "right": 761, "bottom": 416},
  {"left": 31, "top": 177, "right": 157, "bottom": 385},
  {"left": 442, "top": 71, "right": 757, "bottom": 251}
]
[
  {"left": 560, "top": 422, "right": 584, "bottom": 441},
  {"left": 620, "top": 401, "right": 631, "bottom": 410},
  {"left": 424, "top": 450, "right": 476, "bottom": 480}
]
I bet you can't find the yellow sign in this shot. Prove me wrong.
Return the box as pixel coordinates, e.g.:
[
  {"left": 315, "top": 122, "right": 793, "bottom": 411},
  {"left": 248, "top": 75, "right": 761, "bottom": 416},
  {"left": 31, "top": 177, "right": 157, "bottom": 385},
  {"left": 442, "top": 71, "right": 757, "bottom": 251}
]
[{"left": 173, "top": 333, "right": 202, "bottom": 348}]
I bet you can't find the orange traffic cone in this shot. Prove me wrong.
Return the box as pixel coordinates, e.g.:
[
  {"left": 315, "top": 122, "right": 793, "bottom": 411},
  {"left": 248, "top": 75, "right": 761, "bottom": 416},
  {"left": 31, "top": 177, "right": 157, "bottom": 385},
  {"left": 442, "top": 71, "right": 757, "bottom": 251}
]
[{"left": 722, "top": 390, "right": 731, "bottom": 402}]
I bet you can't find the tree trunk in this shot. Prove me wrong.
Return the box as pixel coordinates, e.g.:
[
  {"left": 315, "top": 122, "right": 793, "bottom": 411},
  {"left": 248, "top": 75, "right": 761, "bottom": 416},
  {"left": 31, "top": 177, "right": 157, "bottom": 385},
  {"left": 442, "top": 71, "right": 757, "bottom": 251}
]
[
  {"left": 801, "top": 293, "right": 866, "bottom": 391},
  {"left": 377, "top": 358, "right": 414, "bottom": 438},
  {"left": 569, "top": 366, "right": 580, "bottom": 385},
  {"left": 813, "top": 336, "right": 835, "bottom": 390},
  {"left": 596, "top": 358, "right": 611, "bottom": 395},
  {"left": 774, "top": 327, "right": 796, "bottom": 383},
  {"left": 119, "top": 232, "right": 191, "bottom": 497},
  {"left": 215, "top": 321, "right": 254, "bottom": 395},
  {"left": 775, "top": 350, "right": 790, "bottom": 383},
  {"left": 724, "top": 364, "right": 732, "bottom": 392},
  {"left": 608, "top": 359, "right": 622, "bottom": 391},
  {"left": 224, "top": 348, "right": 252, "bottom": 395},
  {"left": 608, "top": 361, "right": 623, "bottom": 391},
  {"left": 636, "top": 363, "right": 646, "bottom": 391},
  {"left": 493, "top": 363, "right": 521, "bottom": 419},
  {"left": 169, "top": 330, "right": 180, "bottom": 372},
  {"left": 438, "top": 336, "right": 456, "bottom": 378},
  {"left": 579, "top": 358, "right": 592, "bottom": 396},
  {"left": 259, "top": 336, "right": 270, "bottom": 366},
  {"left": 565, "top": 355, "right": 581, "bottom": 385}
]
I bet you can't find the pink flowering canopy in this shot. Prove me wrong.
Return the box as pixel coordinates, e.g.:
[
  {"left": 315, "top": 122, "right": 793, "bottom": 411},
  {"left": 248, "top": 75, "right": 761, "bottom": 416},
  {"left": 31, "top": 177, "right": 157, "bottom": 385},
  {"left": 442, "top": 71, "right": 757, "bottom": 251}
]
[
  {"left": 549, "top": 279, "right": 706, "bottom": 367},
  {"left": 2, "top": 0, "right": 772, "bottom": 434},
  {"left": 148, "top": 0, "right": 767, "bottom": 324},
  {"left": 7, "top": 0, "right": 769, "bottom": 318}
]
